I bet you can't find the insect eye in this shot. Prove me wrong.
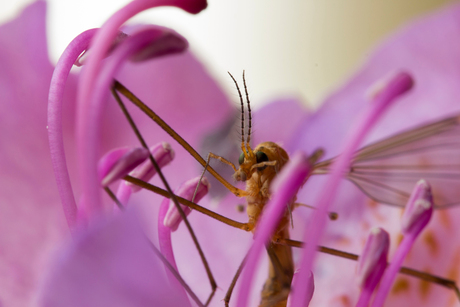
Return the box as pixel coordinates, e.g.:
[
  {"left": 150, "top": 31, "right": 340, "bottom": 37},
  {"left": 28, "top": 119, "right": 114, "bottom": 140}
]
[
  {"left": 238, "top": 152, "right": 245, "bottom": 165},
  {"left": 256, "top": 151, "right": 269, "bottom": 164}
]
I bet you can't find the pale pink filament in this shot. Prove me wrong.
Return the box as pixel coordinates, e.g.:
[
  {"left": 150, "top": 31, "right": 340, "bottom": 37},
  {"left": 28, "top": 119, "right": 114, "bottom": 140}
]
[
  {"left": 115, "top": 142, "right": 175, "bottom": 208},
  {"left": 355, "top": 227, "right": 390, "bottom": 307},
  {"left": 158, "top": 177, "right": 210, "bottom": 307},
  {"left": 371, "top": 180, "right": 433, "bottom": 307},
  {"left": 98, "top": 147, "right": 149, "bottom": 186},
  {"left": 48, "top": 29, "right": 97, "bottom": 230}
]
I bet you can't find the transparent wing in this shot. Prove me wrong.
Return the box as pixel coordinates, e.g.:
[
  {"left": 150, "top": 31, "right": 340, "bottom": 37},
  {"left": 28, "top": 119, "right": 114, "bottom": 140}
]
[{"left": 313, "top": 115, "right": 460, "bottom": 208}]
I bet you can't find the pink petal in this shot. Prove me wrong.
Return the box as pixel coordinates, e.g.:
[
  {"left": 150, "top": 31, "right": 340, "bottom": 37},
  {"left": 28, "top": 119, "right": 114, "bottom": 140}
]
[
  {"left": 0, "top": 2, "right": 71, "bottom": 306},
  {"left": 37, "top": 210, "right": 189, "bottom": 306}
]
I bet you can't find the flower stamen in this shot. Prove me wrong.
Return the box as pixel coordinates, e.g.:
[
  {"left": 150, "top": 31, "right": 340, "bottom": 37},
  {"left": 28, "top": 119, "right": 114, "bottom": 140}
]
[
  {"left": 356, "top": 227, "right": 390, "bottom": 307},
  {"left": 98, "top": 147, "right": 149, "bottom": 187}
]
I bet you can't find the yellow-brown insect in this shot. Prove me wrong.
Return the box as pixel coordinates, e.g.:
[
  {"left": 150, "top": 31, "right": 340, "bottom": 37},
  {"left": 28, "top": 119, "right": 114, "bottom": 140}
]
[
  {"left": 112, "top": 73, "right": 460, "bottom": 306},
  {"left": 236, "top": 141, "right": 294, "bottom": 307},
  {"left": 196, "top": 72, "right": 297, "bottom": 306},
  {"left": 211, "top": 141, "right": 295, "bottom": 306}
]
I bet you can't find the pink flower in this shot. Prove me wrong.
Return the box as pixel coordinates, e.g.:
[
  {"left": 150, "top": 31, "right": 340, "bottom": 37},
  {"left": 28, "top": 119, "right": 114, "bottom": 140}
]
[{"left": 3, "top": 1, "right": 460, "bottom": 307}]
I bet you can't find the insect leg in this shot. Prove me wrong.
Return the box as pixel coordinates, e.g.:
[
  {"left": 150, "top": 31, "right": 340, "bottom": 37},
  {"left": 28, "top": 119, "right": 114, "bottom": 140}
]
[
  {"left": 251, "top": 160, "right": 277, "bottom": 171},
  {"left": 224, "top": 255, "right": 247, "bottom": 307},
  {"left": 192, "top": 152, "right": 238, "bottom": 203},
  {"left": 106, "top": 184, "right": 206, "bottom": 305},
  {"left": 103, "top": 187, "right": 124, "bottom": 210},
  {"left": 112, "top": 80, "right": 248, "bottom": 198},
  {"left": 147, "top": 237, "right": 205, "bottom": 307},
  {"left": 111, "top": 86, "right": 217, "bottom": 305},
  {"left": 207, "top": 152, "right": 238, "bottom": 172},
  {"left": 279, "top": 238, "right": 460, "bottom": 301},
  {"left": 123, "top": 175, "right": 252, "bottom": 231}
]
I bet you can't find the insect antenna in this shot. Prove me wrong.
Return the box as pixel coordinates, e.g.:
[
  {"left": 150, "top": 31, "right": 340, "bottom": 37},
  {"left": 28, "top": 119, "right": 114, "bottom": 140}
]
[
  {"left": 242, "top": 70, "right": 252, "bottom": 147},
  {"left": 228, "top": 72, "right": 247, "bottom": 157}
]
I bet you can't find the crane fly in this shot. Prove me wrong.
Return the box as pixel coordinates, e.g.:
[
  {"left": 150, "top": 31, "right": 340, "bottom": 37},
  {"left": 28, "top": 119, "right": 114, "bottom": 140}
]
[{"left": 108, "top": 71, "right": 460, "bottom": 306}]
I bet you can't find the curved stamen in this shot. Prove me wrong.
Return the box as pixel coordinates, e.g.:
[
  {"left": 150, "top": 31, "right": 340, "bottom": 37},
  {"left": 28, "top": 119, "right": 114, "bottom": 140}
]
[
  {"left": 98, "top": 147, "right": 149, "bottom": 187},
  {"left": 163, "top": 177, "right": 210, "bottom": 231},
  {"left": 76, "top": 0, "right": 206, "bottom": 218},
  {"left": 371, "top": 180, "right": 433, "bottom": 307},
  {"left": 128, "top": 142, "right": 175, "bottom": 192},
  {"left": 158, "top": 176, "right": 210, "bottom": 307},
  {"left": 48, "top": 29, "right": 97, "bottom": 230},
  {"left": 76, "top": 26, "right": 187, "bottom": 216},
  {"left": 114, "top": 142, "right": 175, "bottom": 209},
  {"left": 356, "top": 227, "right": 390, "bottom": 307}
]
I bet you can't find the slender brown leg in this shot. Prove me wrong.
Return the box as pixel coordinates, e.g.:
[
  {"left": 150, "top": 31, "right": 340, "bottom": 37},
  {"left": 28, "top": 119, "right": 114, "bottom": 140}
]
[
  {"left": 111, "top": 84, "right": 217, "bottom": 305},
  {"left": 105, "top": 186, "right": 205, "bottom": 306},
  {"left": 104, "top": 187, "right": 124, "bottom": 210},
  {"left": 146, "top": 237, "right": 205, "bottom": 307},
  {"left": 279, "top": 238, "right": 460, "bottom": 301},
  {"left": 224, "top": 256, "right": 247, "bottom": 307},
  {"left": 113, "top": 80, "right": 248, "bottom": 198},
  {"left": 192, "top": 152, "right": 238, "bottom": 203},
  {"left": 123, "top": 175, "right": 251, "bottom": 231}
]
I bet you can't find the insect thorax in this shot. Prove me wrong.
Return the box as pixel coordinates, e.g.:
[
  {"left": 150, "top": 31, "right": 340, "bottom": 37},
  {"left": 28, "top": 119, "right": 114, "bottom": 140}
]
[{"left": 244, "top": 142, "right": 291, "bottom": 230}]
